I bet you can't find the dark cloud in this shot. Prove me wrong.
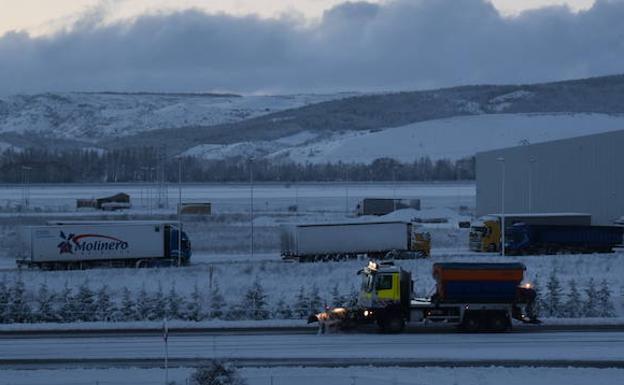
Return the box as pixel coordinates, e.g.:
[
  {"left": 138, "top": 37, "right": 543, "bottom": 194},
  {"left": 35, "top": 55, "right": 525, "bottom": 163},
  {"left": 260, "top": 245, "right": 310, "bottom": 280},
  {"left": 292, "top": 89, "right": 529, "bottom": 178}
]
[{"left": 1, "top": 0, "right": 623, "bottom": 94}]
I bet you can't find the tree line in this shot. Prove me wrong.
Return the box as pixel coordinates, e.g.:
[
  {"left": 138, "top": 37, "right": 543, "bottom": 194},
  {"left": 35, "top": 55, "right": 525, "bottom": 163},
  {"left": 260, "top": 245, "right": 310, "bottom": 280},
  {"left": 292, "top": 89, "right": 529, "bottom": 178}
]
[
  {"left": 0, "top": 276, "right": 355, "bottom": 324},
  {"left": 0, "top": 147, "right": 475, "bottom": 183},
  {"left": 0, "top": 272, "right": 618, "bottom": 324},
  {"left": 532, "top": 271, "right": 616, "bottom": 318}
]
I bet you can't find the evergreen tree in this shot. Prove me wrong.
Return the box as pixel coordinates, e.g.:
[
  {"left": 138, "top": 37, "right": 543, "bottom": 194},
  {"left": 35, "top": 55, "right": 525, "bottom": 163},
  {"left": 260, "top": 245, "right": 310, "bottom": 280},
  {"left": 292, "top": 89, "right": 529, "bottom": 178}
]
[
  {"left": 583, "top": 278, "right": 599, "bottom": 317},
  {"left": 95, "top": 285, "right": 115, "bottom": 322},
  {"left": 273, "top": 298, "right": 293, "bottom": 319},
  {"left": 35, "top": 282, "right": 58, "bottom": 323},
  {"left": 0, "top": 276, "right": 9, "bottom": 323},
  {"left": 167, "top": 284, "right": 185, "bottom": 320},
  {"left": 308, "top": 285, "right": 323, "bottom": 313},
  {"left": 186, "top": 283, "right": 204, "bottom": 322},
  {"left": 120, "top": 287, "right": 136, "bottom": 321},
  {"left": 242, "top": 278, "right": 269, "bottom": 320},
  {"left": 58, "top": 283, "right": 76, "bottom": 323},
  {"left": 330, "top": 284, "right": 342, "bottom": 307},
  {"left": 293, "top": 286, "right": 310, "bottom": 318},
  {"left": 208, "top": 281, "right": 226, "bottom": 319},
  {"left": 563, "top": 280, "right": 582, "bottom": 318},
  {"left": 8, "top": 276, "right": 32, "bottom": 323},
  {"left": 597, "top": 279, "right": 615, "bottom": 318},
  {"left": 546, "top": 270, "right": 563, "bottom": 317},
  {"left": 74, "top": 280, "right": 96, "bottom": 322},
  {"left": 135, "top": 285, "right": 151, "bottom": 320},
  {"left": 346, "top": 284, "right": 359, "bottom": 307},
  {"left": 150, "top": 284, "right": 167, "bottom": 321}
]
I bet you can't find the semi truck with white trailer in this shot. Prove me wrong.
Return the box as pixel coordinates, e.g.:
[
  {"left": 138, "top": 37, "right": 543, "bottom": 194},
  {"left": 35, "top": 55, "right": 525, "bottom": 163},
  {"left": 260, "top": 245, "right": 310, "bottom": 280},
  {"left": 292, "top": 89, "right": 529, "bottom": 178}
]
[
  {"left": 17, "top": 221, "right": 191, "bottom": 269},
  {"left": 469, "top": 213, "right": 592, "bottom": 252},
  {"left": 310, "top": 261, "right": 538, "bottom": 333},
  {"left": 281, "top": 221, "right": 430, "bottom": 262}
]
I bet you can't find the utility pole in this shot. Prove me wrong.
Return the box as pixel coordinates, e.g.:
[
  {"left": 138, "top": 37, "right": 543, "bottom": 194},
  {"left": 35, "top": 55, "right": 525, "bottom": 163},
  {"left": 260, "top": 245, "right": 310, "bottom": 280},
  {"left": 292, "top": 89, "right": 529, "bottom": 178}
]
[{"left": 497, "top": 157, "right": 506, "bottom": 256}]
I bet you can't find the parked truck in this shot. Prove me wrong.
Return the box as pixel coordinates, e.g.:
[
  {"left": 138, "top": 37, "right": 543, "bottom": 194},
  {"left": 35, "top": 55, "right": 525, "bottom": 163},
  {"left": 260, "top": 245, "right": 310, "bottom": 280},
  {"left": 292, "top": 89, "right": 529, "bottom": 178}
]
[
  {"left": 310, "top": 261, "right": 538, "bottom": 333},
  {"left": 281, "top": 221, "right": 431, "bottom": 262},
  {"left": 17, "top": 221, "right": 191, "bottom": 269},
  {"left": 356, "top": 198, "right": 420, "bottom": 216},
  {"left": 505, "top": 223, "right": 624, "bottom": 255},
  {"left": 469, "top": 213, "right": 591, "bottom": 252}
]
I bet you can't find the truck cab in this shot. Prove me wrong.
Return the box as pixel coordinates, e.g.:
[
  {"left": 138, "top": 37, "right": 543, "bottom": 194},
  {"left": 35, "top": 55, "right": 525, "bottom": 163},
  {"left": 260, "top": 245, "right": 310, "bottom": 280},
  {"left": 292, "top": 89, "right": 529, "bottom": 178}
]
[
  {"left": 167, "top": 226, "right": 192, "bottom": 264},
  {"left": 469, "top": 217, "right": 500, "bottom": 252},
  {"left": 356, "top": 261, "right": 412, "bottom": 332}
]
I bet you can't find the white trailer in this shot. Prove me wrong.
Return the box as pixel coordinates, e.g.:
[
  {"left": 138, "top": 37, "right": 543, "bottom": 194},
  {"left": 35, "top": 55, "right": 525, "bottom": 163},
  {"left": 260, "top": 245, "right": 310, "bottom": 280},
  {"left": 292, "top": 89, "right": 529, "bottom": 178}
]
[
  {"left": 281, "top": 221, "right": 429, "bottom": 262},
  {"left": 18, "top": 221, "right": 191, "bottom": 269}
]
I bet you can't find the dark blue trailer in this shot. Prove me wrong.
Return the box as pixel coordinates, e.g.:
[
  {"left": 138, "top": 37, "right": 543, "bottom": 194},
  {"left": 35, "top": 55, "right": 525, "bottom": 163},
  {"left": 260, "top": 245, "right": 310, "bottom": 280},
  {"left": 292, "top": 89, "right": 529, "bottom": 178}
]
[{"left": 505, "top": 223, "right": 624, "bottom": 255}]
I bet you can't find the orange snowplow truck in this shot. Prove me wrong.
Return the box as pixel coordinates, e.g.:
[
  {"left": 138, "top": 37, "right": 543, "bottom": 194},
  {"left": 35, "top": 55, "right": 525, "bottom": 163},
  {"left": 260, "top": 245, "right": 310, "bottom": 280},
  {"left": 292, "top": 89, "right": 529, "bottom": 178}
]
[{"left": 310, "top": 261, "right": 539, "bottom": 333}]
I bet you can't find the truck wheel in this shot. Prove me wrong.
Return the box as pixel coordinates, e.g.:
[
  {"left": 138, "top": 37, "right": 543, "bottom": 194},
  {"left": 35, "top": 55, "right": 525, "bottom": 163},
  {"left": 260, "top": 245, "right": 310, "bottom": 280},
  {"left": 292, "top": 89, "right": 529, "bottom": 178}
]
[
  {"left": 379, "top": 315, "right": 405, "bottom": 333},
  {"left": 460, "top": 313, "right": 481, "bottom": 332},
  {"left": 488, "top": 313, "right": 511, "bottom": 332}
]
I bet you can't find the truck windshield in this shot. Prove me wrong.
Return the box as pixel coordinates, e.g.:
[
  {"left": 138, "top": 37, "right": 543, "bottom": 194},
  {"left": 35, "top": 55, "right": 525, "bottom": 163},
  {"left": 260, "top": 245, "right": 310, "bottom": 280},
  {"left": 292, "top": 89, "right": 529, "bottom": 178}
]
[{"left": 375, "top": 274, "right": 393, "bottom": 291}]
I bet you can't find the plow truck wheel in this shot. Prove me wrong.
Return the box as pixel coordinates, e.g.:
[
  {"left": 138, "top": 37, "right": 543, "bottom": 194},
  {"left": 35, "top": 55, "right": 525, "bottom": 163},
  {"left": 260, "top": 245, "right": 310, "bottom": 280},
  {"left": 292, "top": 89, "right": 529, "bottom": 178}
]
[
  {"left": 460, "top": 313, "right": 482, "bottom": 332},
  {"left": 379, "top": 314, "right": 405, "bottom": 333},
  {"left": 488, "top": 312, "right": 511, "bottom": 332}
]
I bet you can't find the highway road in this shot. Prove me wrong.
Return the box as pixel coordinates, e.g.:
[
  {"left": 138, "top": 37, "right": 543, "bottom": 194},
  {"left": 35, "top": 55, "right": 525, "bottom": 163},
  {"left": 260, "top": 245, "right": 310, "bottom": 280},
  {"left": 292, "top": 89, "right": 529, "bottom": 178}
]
[{"left": 1, "top": 330, "right": 624, "bottom": 369}]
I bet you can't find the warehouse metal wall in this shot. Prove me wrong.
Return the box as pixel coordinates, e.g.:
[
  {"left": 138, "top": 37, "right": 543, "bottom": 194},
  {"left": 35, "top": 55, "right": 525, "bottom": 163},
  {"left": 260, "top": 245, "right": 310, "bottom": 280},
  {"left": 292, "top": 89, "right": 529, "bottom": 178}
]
[{"left": 476, "top": 130, "right": 624, "bottom": 225}]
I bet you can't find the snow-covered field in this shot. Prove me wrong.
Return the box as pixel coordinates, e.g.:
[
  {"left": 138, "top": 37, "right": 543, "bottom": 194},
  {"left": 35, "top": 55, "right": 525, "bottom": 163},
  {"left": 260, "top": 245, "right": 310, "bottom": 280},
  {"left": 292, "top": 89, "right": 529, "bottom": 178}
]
[
  {"left": 2, "top": 366, "right": 622, "bottom": 385},
  {"left": 184, "top": 113, "right": 624, "bottom": 163},
  {"left": 0, "top": 182, "right": 622, "bottom": 323}
]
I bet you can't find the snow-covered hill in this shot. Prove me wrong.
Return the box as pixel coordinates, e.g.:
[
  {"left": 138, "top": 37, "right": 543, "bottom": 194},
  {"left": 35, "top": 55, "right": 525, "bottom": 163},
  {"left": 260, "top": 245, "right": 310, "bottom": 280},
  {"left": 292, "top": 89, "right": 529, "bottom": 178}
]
[
  {"left": 184, "top": 113, "right": 624, "bottom": 163},
  {"left": 0, "top": 92, "right": 349, "bottom": 142}
]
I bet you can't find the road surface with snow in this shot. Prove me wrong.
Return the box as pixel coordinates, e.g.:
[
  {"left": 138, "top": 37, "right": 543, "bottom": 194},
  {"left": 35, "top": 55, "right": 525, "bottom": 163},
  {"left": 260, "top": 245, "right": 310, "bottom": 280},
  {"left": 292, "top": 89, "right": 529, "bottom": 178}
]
[{"left": 2, "top": 331, "right": 623, "bottom": 369}]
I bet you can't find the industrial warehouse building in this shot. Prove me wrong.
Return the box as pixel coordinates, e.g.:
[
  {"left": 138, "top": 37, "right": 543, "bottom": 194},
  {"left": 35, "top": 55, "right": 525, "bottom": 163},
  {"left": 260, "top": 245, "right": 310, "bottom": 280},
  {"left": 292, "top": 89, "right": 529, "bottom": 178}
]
[{"left": 476, "top": 130, "right": 624, "bottom": 225}]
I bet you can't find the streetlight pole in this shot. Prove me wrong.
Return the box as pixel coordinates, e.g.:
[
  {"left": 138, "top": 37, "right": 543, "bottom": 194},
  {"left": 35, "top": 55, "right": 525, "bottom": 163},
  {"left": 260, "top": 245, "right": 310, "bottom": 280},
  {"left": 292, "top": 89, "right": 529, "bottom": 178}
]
[
  {"left": 249, "top": 157, "right": 254, "bottom": 258},
  {"left": 497, "top": 157, "right": 506, "bottom": 257},
  {"left": 345, "top": 169, "right": 349, "bottom": 215},
  {"left": 177, "top": 157, "right": 182, "bottom": 267},
  {"left": 21, "top": 166, "right": 32, "bottom": 210},
  {"left": 392, "top": 167, "right": 397, "bottom": 212},
  {"left": 528, "top": 156, "right": 536, "bottom": 213}
]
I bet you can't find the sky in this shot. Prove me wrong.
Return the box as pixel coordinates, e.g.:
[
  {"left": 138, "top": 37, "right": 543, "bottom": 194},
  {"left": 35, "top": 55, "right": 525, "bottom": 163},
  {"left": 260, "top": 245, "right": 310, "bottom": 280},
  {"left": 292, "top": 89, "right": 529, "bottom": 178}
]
[
  {"left": 0, "top": 0, "right": 622, "bottom": 95},
  {"left": 0, "top": 1, "right": 597, "bottom": 36}
]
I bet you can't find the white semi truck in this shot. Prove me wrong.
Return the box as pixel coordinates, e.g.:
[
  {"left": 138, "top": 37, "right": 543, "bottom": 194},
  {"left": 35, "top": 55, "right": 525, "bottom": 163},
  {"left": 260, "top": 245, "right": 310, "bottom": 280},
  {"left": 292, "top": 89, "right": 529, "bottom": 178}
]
[
  {"left": 281, "top": 221, "right": 430, "bottom": 262},
  {"left": 17, "top": 221, "right": 191, "bottom": 269}
]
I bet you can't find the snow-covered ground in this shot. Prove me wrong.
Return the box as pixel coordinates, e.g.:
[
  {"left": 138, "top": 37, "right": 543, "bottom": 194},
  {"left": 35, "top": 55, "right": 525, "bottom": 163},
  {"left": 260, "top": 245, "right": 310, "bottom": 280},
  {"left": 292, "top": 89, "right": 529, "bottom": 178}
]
[
  {"left": 1, "top": 366, "right": 622, "bottom": 385},
  {"left": 184, "top": 113, "right": 624, "bottom": 163},
  {"left": 0, "top": 182, "right": 622, "bottom": 319}
]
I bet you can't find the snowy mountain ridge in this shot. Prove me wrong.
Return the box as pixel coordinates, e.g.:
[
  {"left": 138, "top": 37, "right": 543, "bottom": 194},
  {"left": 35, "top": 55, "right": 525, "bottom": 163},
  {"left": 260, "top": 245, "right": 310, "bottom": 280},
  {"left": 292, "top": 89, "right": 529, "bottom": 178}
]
[
  {"left": 0, "top": 92, "right": 352, "bottom": 143},
  {"left": 2, "top": 74, "right": 624, "bottom": 163}
]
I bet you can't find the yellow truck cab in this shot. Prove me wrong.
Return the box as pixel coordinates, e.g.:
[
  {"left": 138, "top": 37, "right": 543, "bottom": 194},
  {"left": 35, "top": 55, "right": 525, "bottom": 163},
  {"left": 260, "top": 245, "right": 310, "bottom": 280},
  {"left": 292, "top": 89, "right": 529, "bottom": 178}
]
[
  {"left": 357, "top": 261, "right": 412, "bottom": 332},
  {"left": 469, "top": 216, "right": 501, "bottom": 252}
]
